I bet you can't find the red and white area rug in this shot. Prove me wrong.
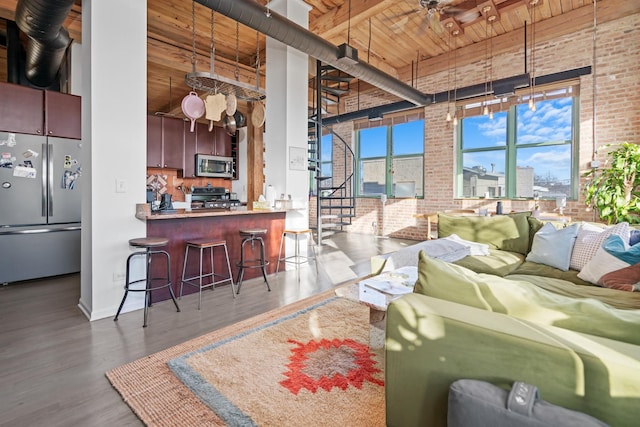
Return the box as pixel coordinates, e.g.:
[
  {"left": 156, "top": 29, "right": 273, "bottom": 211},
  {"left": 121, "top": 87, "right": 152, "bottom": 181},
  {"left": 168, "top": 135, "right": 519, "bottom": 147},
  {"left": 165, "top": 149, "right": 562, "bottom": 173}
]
[{"left": 106, "top": 293, "right": 385, "bottom": 426}]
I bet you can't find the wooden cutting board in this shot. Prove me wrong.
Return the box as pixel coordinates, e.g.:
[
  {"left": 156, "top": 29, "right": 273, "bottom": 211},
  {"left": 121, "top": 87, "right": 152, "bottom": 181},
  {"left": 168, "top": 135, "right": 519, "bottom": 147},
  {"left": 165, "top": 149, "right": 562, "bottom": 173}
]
[{"left": 205, "top": 93, "right": 226, "bottom": 122}]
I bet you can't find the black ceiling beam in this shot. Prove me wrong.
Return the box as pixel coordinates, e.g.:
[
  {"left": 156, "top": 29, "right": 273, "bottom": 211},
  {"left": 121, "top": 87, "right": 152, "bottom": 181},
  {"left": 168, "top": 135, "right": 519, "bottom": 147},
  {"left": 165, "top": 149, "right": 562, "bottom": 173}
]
[{"left": 322, "top": 66, "right": 592, "bottom": 126}]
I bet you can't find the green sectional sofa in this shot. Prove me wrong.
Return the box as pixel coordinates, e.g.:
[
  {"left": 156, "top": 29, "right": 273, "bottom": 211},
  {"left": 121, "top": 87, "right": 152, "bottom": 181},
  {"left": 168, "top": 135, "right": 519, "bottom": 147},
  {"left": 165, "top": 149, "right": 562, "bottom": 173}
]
[{"left": 382, "top": 212, "right": 640, "bottom": 426}]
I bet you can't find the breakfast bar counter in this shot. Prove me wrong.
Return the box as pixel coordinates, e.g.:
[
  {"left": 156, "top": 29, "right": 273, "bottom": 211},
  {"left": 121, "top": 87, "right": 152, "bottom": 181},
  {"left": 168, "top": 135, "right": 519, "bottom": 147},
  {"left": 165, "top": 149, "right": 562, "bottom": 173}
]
[{"left": 135, "top": 204, "right": 286, "bottom": 302}]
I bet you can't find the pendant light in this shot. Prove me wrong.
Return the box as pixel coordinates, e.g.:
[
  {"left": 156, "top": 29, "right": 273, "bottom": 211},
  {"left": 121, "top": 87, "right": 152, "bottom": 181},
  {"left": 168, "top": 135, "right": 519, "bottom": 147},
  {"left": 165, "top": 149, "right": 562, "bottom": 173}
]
[
  {"left": 482, "top": 6, "right": 491, "bottom": 116},
  {"left": 445, "top": 22, "right": 453, "bottom": 122},
  {"left": 488, "top": 14, "right": 496, "bottom": 119},
  {"left": 452, "top": 27, "right": 460, "bottom": 127},
  {"left": 528, "top": 0, "right": 539, "bottom": 112}
]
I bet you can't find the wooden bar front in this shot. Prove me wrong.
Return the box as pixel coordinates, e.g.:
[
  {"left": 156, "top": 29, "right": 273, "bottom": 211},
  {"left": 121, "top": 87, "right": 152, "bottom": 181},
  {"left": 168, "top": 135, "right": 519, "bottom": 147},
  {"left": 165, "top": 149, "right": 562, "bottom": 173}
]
[{"left": 143, "top": 209, "right": 285, "bottom": 302}]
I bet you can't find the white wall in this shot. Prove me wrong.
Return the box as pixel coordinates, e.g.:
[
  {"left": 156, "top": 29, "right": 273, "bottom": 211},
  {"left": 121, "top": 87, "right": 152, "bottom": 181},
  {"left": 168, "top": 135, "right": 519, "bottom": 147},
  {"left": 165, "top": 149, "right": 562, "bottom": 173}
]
[
  {"left": 78, "top": 0, "right": 147, "bottom": 320},
  {"left": 264, "top": 0, "right": 311, "bottom": 260}
]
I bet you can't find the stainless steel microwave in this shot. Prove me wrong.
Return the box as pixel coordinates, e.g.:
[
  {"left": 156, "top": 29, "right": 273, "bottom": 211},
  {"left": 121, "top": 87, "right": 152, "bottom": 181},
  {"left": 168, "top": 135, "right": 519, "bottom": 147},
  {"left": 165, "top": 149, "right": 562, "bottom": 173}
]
[{"left": 195, "top": 154, "right": 234, "bottom": 178}]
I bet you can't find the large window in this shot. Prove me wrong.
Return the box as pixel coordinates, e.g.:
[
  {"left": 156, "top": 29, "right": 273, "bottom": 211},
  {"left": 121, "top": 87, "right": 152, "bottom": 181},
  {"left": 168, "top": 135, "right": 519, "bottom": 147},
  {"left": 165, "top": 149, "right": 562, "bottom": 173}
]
[
  {"left": 457, "top": 85, "right": 577, "bottom": 200},
  {"left": 357, "top": 118, "right": 424, "bottom": 198}
]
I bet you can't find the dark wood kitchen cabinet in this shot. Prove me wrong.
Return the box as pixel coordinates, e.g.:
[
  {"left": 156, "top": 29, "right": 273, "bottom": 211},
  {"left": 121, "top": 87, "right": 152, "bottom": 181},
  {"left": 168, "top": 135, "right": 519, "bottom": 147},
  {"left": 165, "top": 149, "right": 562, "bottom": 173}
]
[
  {"left": 147, "top": 115, "right": 163, "bottom": 167},
  {"left": 183, "top": 120, "right": 197, "bottom": 177},
  {"left": 0, "top": 82, "right": 44, "bottom": 135},
  {"left": 147, "top": 115, "right": 185, "bottom": 170},
  {"left": 196, "top": 122, "right": 231, "bottom": 157},
  {"left": 162, "top": 116, "right": 185, "bottom": 169},
  {"left": 44, "top": 91, "right": 81, "bottom": 139}
]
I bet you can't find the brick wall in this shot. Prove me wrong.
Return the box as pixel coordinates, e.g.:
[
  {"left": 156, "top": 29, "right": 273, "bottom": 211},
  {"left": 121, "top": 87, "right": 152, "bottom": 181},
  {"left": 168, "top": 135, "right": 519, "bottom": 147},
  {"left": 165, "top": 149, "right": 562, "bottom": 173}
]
[{"left": 312, "top": 12, "right": 639, "bottom": 241}]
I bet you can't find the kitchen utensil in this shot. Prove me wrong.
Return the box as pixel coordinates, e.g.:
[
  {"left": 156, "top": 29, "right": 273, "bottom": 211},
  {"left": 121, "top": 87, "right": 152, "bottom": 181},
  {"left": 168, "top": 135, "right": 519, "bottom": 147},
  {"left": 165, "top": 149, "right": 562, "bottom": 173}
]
[
  {"left": 205, "top": 93, "right": 226, "bottom": 123},
  {"left": 251, "top": 101, "right": 265, "bottom": 127},
  {"left": 223, "top": 114, "right": 237, "bottom": 136},
  {"left": 181, "top": 91, "right": 205, "bottom": 132},
  {"left": 233, "top": 111, "right": 246, "bottom": 128},
  {"left": 226, "top": 93, "right": 237, "bottom": 116}
]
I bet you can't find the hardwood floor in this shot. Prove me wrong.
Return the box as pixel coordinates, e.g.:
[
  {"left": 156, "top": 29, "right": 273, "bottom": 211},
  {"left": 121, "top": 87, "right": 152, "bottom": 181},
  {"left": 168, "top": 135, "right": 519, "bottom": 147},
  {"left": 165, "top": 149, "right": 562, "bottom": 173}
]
[{"left": 0, "top": 232, "right": 414, "bottom": 427}]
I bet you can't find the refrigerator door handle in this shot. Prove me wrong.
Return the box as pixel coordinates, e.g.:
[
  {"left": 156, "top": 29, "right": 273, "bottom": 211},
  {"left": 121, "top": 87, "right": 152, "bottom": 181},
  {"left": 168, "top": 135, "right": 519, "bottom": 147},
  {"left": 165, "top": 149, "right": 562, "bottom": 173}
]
[
  {"left": 42, "top": 143, "right": 47, "bottom": 217},
  {"left": 0, "top": 226, "right": 81, "bottom": 236},
  {"left": 48, "top": 143, "right": 54, "bottom": 216}
]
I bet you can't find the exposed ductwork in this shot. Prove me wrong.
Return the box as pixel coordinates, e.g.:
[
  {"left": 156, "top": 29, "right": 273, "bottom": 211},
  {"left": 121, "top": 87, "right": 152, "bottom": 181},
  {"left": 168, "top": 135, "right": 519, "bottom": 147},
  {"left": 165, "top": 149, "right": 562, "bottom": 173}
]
[
  {"left": 194, "top": 0, "right": 432, "bottom": 107},
  {"left": 15, "top": 0, "right": 75, "bottom": 87}
]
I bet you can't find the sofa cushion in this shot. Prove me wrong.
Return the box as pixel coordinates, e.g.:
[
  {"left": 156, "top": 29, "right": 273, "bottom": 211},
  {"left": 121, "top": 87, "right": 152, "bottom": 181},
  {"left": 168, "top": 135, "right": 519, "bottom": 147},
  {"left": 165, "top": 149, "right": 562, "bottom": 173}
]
[
  {"left": 598, "top": 263, "right": 640, "bottom": 292},
  {"left": 414, "top": 252, "right": 640, "bottom": 344},
  {"left": 525, "top": 222, "right": 579, "bottom": 271},
  {"left": 578, "top": 235, "right": 640, "bottom": 284},
  {"left": 509, "top": 261, "right": 593, "bottom": 287},
  {"left": 438, "top": 211, "right": 531, "bottom": 255},
  {"left": 453, "top": 249, "right": 524, "bottom": 277},
  {"left": 569, "top": 222, "right": 629, "bottom": 271}
]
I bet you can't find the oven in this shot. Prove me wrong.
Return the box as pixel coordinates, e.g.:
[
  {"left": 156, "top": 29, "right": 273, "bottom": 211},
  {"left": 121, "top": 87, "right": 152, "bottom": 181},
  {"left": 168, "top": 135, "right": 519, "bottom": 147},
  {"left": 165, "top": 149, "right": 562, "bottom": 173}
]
[{"left": 190, "top": 186, "right": 241, "bottom": 210}]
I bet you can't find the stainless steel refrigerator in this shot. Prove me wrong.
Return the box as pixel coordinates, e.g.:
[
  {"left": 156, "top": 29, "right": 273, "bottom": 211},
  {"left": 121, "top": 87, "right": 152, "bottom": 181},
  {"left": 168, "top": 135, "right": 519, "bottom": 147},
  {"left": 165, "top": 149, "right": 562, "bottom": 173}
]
[{"left": 0, "top": 131, "right": 82, "bottom": 284}]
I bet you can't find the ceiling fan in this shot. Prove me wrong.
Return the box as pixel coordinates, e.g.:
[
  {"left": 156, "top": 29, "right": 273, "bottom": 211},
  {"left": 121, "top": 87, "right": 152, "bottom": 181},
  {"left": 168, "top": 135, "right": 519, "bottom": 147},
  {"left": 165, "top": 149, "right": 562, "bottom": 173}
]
[{"left": 390, "top": 0, "right": 474, "bottom": 34}]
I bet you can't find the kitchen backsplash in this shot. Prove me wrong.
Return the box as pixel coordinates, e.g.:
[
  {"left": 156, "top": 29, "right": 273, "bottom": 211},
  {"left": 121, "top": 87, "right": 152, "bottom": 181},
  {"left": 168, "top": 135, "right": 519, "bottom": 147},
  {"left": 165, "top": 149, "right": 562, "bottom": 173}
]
[{"left": 147, "top": 167, "right": 231, "bottom": 202}]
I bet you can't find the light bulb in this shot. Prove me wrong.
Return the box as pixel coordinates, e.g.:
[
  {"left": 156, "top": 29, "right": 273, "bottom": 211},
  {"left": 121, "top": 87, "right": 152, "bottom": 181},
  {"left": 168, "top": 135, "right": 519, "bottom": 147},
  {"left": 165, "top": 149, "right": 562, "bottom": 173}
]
[
  {"left": 489, "top": 109, "right": 494, "bottom": 120},
  {"left": 528, "top": 98, "right": 535, "bottom": 111},
  {"left": 453, "top": 115, "right": 458, "bottom": 126},
  {"left": 446, "top": 111, "right": 452, "bottom": 122},
  {"left": 483, "top": 105, "right": 489, "bottom": 115}
]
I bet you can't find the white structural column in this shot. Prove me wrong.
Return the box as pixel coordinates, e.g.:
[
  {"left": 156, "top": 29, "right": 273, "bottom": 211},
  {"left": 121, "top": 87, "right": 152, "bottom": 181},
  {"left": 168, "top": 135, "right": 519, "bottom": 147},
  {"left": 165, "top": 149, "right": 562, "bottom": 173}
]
[
  {"left": 78, "top": 0, "right": 147, "bottom": 320},
  {"left": 264, "top": 0, "right": 313, "bottom": 265}
]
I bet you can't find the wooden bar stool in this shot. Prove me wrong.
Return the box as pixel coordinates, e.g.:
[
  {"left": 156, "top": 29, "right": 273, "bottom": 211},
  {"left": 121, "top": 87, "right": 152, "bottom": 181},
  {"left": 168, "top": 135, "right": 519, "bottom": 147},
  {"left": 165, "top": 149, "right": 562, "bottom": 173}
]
[
  {"left": 114, "top": 237, "right": 180, "bottom": 327},
  {"left": 276, "top": 229, "right": 316, "bottom": 273},
  {"left": 236, "top": 228, "right": 270, "bottom": 294},
  {"left": 180, "top": 238, "right": 235, "bottom": 309}
]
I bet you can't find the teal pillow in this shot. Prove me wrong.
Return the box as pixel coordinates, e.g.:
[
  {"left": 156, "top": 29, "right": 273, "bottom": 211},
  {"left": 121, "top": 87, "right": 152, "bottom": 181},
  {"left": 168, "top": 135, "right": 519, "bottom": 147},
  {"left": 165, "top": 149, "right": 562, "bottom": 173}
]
[
  {"left": 525, "top": 222, "right": 579, "bottom": 271},
  {"left": 415, "top": 252, "right": 640, "bottom": 344}
]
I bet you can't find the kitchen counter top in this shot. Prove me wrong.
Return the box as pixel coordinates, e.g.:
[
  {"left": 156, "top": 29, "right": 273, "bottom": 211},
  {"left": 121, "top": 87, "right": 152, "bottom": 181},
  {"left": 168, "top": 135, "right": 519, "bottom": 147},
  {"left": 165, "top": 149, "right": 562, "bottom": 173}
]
[{"left": 135, "top": 204, "right": 286, "bottom": 221}]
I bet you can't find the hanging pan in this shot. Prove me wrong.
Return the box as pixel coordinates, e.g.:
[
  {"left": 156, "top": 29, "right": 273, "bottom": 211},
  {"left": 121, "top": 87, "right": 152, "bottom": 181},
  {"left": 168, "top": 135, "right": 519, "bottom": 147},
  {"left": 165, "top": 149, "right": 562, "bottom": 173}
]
[
  {"left": 182, "top": 91, "right": 205, "bottom": 132},
  {"left": 223, "top": 114, "right": 237, "bottom": 136}
]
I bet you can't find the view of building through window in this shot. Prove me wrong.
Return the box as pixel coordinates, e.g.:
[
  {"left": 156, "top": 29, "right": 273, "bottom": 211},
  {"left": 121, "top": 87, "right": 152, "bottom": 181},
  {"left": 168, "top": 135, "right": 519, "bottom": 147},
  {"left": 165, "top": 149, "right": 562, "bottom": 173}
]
[
  {"left": 357, "top": 119, "right": 424, "bottom": 198},
  {"left": 458, "top": 94, "right": 574, "bottom": 199}
]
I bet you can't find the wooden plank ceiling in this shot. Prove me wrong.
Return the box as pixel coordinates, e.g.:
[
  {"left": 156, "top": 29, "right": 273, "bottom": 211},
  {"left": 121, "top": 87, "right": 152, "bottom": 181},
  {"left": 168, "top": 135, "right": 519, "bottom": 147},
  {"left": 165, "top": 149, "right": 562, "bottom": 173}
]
[{"left": 0, "top": 0, "right": 605, "bottom": 118}]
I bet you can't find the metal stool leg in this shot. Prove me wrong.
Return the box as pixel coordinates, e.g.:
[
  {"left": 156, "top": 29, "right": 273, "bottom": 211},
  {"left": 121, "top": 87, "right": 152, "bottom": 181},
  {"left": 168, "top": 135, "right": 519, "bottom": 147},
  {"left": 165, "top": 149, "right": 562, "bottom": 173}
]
[{"left": 257, "top": 236, "right": 270, "bottom": 291}]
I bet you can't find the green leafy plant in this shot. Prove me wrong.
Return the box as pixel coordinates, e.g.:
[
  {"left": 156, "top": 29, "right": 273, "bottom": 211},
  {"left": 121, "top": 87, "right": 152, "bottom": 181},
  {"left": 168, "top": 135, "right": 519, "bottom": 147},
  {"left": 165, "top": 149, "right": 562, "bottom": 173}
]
[{"left": 583, "top": 142, "right": 640, "bottom": 224}]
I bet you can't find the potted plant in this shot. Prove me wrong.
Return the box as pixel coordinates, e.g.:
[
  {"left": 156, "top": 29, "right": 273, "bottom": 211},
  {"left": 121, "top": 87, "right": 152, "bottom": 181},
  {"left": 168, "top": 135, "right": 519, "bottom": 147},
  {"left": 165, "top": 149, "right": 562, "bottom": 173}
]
[{"left": 583, "top": 142, "right": 640, "bottom": 224}]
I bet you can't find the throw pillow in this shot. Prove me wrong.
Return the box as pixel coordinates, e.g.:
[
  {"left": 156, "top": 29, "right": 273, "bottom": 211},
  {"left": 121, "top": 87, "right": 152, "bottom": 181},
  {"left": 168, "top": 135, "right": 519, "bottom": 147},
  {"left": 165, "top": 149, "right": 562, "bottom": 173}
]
[
  {"left": 630, "top": 229, "right": 640, "bottom": 246},
  {"left": 569, "top": 222, "right": 629, "bottom": 271},
  {"left": 598, "top": 263, "right": 640, "bottom": 292},
  {"left": 437, "top": 211, "right": 531, "bottom": 255},
  {"left": 578, "top": 235, "right": 640, "bottom": 284},
  {"left": 525, "top": 222, "right": 580, "bottom": 271},
  {"left": 414, "top": 252, "right": 640, "bottom": 344}
]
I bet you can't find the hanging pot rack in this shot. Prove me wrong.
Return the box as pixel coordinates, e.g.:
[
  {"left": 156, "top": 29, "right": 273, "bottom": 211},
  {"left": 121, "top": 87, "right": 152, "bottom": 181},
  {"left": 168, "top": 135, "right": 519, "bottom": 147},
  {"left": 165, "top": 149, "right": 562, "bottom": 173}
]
[{"left": 184, "top": 2, "right": 265, "bottom": 102}]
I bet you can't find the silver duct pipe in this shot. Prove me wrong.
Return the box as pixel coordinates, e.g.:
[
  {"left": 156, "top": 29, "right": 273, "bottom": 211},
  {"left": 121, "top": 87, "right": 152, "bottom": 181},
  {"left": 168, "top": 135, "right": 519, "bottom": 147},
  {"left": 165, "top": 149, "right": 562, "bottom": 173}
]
[
  {"left": 15, "top": 0, "right": 74, "bottom": 87},
  {"left": 194, "top": 0, "right": 431, "bottom": 107}
]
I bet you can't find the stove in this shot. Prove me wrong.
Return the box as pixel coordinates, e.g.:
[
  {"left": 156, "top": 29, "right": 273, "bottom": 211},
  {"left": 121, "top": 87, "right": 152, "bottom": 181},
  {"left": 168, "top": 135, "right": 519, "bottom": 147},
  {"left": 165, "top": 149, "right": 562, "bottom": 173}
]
[{"left": 190, "top": 186, "right": 241, "bottom": 210}]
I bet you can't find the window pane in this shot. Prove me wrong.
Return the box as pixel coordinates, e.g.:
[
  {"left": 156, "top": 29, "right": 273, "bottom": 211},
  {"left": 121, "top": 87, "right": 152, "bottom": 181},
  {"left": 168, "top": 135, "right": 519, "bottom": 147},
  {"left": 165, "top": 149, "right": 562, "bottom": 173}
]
[
  {"left": 359, "top": 159, "right": 386, "bottom": 195},
  {"left": 320, "top": 162, "right": 332, "bottom": 181},
  {"left": 515, "top": 145, "right": 572, "bottom": 198},
  {"left": 461, "top": 151, "right": 506, "bottom": 198},
  {"left": 461, "top": 112, "right": 507, "bottom": 149},
  {"left": 359, "top": 126, "right": 387, "bottom": 158},
  {"left": 392, "top": 120, "right": 424, "bottom": 155},
  {"left": 320, "top": 133, "right": 332, "bottom": 159},
  {"left": 392, "top": 157, "right": 423, "bottom": 197},
  {"left": 517, "top": 98, "right": 572, "bottom": 144}
]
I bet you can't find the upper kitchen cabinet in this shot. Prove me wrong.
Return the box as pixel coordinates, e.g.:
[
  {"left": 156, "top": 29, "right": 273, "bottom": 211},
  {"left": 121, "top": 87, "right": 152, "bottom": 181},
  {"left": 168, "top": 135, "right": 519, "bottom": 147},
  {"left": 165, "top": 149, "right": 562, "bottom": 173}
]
[
  {"left": 196, "top": 122, "right": 231, "bottom": 157},
  {"left": 147, "top": 115, "right": 163, "bottom": 168},
  {"left": 0, "top": 82, "right": 44, "bottom": 135},
  {"left": 146, "top": 115, "right": 185, "bottom": 170},
  {"left": 44, "top": 91, "right": 81, "bottom": 139},
  {"left": 162, "top": 116, "right": 185, "bottom": 170},
  {"left": 184, "top": 120, "right": 197, "bottom": 177}
]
